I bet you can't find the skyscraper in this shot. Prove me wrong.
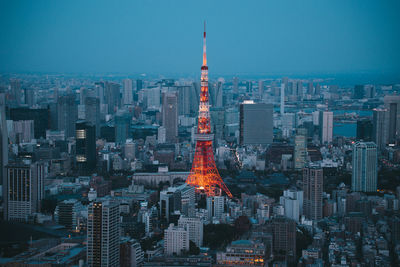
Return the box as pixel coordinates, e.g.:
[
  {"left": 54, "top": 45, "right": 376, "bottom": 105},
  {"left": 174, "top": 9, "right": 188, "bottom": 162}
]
[
  {"left": 76, "top": 121, "right": 96, "bottom": 171},
  {"left": 294, "top": 128, "right": 307, "bottom": 170},
  {"left": 303, "top": 166, "right": 323, "bottom": 221},
  {"left": 0, "top": 94, "right": 8, "bottom": 198},
  {"left": 57, "top": 94, "right": 78, "bottom": 138},
  {"left": 280, "top": 83, "right": 285, "bottom": 115},
  {"left": 84, "top": 96, "right": 100, "bottom": 137},
  {"left": 87, "top": 200, "right": 120, "bottom": 267},
  {"left": 384, "top": 95, "right": 400, "bottom": 145},
  {"left": 136, "top": 79, "right": 143, "bottom": 91},
  {"left": 239, "top": 101, "right": 273, "bottom": 145},
  {"left": 258, "top": 80, "right": 264, "bottom": 98},
  {"left": 352, "top": 142, "right": 377, "bottom": 192},
  {"left": 105, "top": 82, "right": 121, "bottom": 114},
  {"left": 319, "top": 111, "right": 333, "bottom": 144},
  {"left": 356, "top": 118, "right": 373, "bottom": 141},
  {"left": 4, "top": 161, "right": 45, "bottom": 221},
  {"left": 177, "top": 86, "right": 192, "bottom": 116},
  {"left": 123, "top": 79, "right": 133, "bottom": 105},
  {"left": 373, "top": 108, "right": 387, "bottom": 150},
  {"left": 232, "top": 77, "right": 239, "bottom": 94},
  {"left": 10, "top": 79, "right": 22, "bottom": 105},
  {"left": 115, "top": 111, "right": 131, "bottom": 144},
  {"left": 162, "top": 92, "right": 178, "bottom": 143}
]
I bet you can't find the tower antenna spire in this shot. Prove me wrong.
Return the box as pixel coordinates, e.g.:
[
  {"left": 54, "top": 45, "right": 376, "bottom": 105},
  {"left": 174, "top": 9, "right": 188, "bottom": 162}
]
[{"left": 203, "top": 21, "right": 207, "bottom": 66}]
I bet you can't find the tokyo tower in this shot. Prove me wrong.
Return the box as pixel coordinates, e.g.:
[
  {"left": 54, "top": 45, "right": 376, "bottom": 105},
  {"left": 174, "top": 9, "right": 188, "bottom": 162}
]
[{"left": 185, "top": 23, "right": 233, "bottom": 198}]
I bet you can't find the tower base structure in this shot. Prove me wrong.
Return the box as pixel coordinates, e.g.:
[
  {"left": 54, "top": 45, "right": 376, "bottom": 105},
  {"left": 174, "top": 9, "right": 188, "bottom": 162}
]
[{"left": 186, "top": 139, "right": 232, "bottom": 198}]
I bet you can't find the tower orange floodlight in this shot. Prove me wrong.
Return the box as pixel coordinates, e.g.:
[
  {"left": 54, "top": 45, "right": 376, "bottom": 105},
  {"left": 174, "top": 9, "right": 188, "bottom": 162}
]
[{"left": 185, "top": 23, "right": 233, "bottom": 198}]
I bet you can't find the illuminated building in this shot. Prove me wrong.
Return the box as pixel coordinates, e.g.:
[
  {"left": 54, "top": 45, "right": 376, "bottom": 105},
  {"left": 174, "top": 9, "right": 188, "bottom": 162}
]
[
  {"left": 216, "top": 240, "right": 265, "bottom": 266},
  {"left": 87, "top": 200, "right": 120, "bottom": 267},
  {"left": 185, "top": 23, "right": 232, "bottom": 198}
]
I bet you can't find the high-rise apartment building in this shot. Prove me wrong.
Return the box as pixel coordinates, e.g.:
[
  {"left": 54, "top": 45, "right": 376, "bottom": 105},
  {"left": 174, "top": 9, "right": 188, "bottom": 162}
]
[
  {"left": 4, "top": 161, "right": 45, "bottom": 221},
  {"left": 164, "top": 223, "right": 189, "bottom": 256},
  {"left": 162, "top": 92, "right": 178, "bottom": 143},
  {"left": 239, "top": 101, "right": 273, "bottom": 145},
  {"left": 178, "top": 216, "right": 203, "bottom": 247},
  {"left": 279, "top": 189, "right": 303, "bottom": 222},
  {"left": 87, "top": 200, "right": 120, "bottom": 267},
  {"left": 303, "top": 166, "right": 323, "bottom": 220},
  {"left": 319, "top": 111, "right": 333, "bottom": 144},
  {"left": 352, "top": 142, "right": 378, "bottom": 192}
]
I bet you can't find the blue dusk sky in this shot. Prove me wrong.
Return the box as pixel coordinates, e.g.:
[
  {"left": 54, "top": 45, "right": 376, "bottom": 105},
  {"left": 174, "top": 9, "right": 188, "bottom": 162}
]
[{"left": 0, "top": 0, "right": 399, "bottom": 77}]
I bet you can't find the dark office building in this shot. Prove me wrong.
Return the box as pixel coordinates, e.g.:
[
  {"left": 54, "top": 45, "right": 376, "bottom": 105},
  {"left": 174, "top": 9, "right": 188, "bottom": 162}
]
[
  {"left": 356, "top": 119, "right": 373, "bottom": 141},
  {"left": 76, "top": 121, "right": 96, "bottom": 171},
  {"left": 100, "top": 125, "right": 116, "bottom": 142},
  {"left": 353, "top": 85, "right": 365, "bottom": 99},
  {"left": 8, "top": 107, "right": 50, "bottom": 139},
  {"left": 57, "top": 94, "right": 78, "bottom": 138},
  {"left": 136, "top": 79, "right": 143, "bottom": 91}
]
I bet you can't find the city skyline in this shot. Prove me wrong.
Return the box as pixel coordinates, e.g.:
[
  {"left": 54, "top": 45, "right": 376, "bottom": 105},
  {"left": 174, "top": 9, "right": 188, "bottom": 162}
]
[{"left": 1, "top": 0, "right": 400, "bottom": 77}]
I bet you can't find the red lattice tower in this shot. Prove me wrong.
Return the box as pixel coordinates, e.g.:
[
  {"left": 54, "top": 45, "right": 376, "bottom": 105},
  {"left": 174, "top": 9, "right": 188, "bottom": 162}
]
[{"left": 186, "top": 23, "right": 232, "bottom": 198}]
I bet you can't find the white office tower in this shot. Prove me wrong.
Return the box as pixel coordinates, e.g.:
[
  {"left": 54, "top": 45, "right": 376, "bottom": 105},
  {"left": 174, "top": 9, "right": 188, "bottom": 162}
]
[
  {"left": 279, "top": 189, "right": 303, "bottom": 222},
  {"left": 123, "top": 79, "right": 133, "bottom": 105},
  {"left": 207, "top": 196, "right": 225, "bottom": 222},
  {"left": 5, "top": 161, "right": 45, "bottom": 221},
  {"left": 124, "top": 139, "right": 135, "bottom": 161},
  {"left": 7, "top": 120, "right": 34, "bottom": 143},
  {"left": 178, "top": 216, "right": 203, "bottom": 247},
  {"left": 282, "top": 113, "right": 296, "bottom": 138},
  {"left": 312, "top": 111, "right": 319, "bottom": 126},
  {"left": 157, "top": 126, "right": 166, "bottom": 144},
  {"left": 87, "top": 201, "right": 120, "bottom": 267},
  {"left": 319, "top": 111, "right": 333, "bottom": 144},
  {"left": 352, "top": 142, "right": 378, "bottom": 192},
  {"left": 280, "top": 83, "right": 285, "bottom": 115},
  {"left": 146, "top": 87, "right": 161, "bottom": 110},
  {"left": 164, "top": 223, "right": 190, "bottom": 256}
]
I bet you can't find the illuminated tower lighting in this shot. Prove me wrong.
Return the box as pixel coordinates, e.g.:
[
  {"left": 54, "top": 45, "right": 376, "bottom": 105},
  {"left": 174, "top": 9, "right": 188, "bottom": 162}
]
[{"left": 185, "top": 22, "right": 233, "bottom": 198}]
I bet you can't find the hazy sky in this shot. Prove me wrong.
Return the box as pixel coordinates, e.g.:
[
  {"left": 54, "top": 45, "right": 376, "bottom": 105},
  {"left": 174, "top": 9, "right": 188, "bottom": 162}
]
[{"left": 1, "top": 0, "right": 399, "bottom": 76}]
